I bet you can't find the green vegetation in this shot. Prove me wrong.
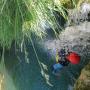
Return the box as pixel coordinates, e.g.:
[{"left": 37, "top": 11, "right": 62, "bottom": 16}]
[
  {"left": 0, "top": 0, "right": 77, "bottom": 49},
  {"left": 58, "top": 0, "right": 78, "bottom": 8},
  {"left": 74, "top": 62, "right": 90, "bottom": 90}
]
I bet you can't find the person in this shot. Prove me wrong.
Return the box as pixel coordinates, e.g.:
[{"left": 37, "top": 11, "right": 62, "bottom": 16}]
[
  {"left": 57, "top": 48, "right": 70, "bottom": 66},
  {"left": 52, "top": 48, "right": 70, "bottom": 75},
  {"left": 52, "top": 48, "right": 81, "bottom": 75}
]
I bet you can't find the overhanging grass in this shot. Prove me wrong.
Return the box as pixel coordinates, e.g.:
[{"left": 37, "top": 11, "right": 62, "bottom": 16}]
[{"left": 0, "top": 0, "right": 72, "bottom": 49}]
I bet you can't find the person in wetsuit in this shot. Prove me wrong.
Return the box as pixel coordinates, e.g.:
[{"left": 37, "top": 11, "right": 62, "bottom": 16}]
[
  {"left": 52, "top": 48, "right": 70, "bottom": 75},
  {"left": 58, "top": 48, "right": 70, "bottom": 66}
]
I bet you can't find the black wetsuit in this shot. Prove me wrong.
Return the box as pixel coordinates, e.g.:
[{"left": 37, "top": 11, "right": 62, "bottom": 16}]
[
  {"left": 58, "top": 49, "right": 70, "bottom": 66},
  {"left": 58, "top": 58, "right": 69, "bottom": 66}
]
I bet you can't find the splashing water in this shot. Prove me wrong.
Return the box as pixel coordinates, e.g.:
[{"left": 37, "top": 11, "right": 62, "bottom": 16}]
[
  {"left": 81, "top": 3, "right": 90, "bottom": 13},
  {"left": 68, "top": 3, "right": 90, "bottom": 27}
]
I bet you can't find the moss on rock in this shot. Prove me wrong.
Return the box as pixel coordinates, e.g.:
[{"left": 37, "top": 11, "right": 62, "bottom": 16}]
[
  {"left": 74, "top": 62, "right": 90, "bottom": 90},
  {"left": 58, "top": 0, "right": 78, "bottom": 9}
]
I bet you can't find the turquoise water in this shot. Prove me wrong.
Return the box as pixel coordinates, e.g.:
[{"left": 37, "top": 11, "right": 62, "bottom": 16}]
[{"left": 1, "top": 36, "right": 90, "bottom": 90}]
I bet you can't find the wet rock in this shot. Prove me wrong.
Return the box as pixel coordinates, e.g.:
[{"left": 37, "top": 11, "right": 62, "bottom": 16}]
[
  {"left": 87, "top": 12, "right": 90, "bottom": 21},
  {"left": 68, "top": 3, "right": 90, "bottom": 26},
  {"left": 53, "top": 10, "right": 68, "bottom": 29},
  {"left": 45, "top": 10, "right": 68, "bottom": 39},
  {"left": 87, "top": 39, "right": 90, "bottom": 42},
  {"left": 80, "top": 38, "right": 83, "bottom": 41},
  {"left": 74, "top": 62, "right": 90, "bottom": 90}
]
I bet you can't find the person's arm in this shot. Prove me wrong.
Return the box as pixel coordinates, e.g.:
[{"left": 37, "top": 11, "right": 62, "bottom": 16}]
[{"left": 56, "top": 50, "right": 60, "bottom": 62}]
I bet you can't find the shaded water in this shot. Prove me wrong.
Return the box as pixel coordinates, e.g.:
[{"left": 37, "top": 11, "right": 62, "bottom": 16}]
[{"left": 1, "top": 34, "right": 89, "bottom": 90}]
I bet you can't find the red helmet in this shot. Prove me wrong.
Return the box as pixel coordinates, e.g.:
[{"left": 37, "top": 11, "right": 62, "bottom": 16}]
[{"left": 66, "top": 52, "right": 80, "bottom": 64}]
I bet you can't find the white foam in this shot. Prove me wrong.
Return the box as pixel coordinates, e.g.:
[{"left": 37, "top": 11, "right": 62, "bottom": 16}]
[{"left": 81, "top": 3, "right": 90, "bottom": 13}]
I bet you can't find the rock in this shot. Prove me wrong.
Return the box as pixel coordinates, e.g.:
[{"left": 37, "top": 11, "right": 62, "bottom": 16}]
[{"left": 74, "top": 62, "right": 90, "bottom": 90}]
